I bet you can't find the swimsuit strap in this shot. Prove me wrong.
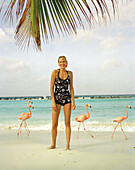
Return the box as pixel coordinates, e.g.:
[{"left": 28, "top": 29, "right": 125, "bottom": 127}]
[
  {"left": 58, "top": 69, "right": 69, "bottom": 79},
  {"left": 66, "top": 70, "right": 69, "bottom": 76},
  {"left": 57, "top": 69, "right": 60, "bottom": 77}
]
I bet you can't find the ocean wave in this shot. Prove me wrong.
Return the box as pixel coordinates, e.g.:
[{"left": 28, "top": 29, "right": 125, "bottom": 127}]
[
  {"left": 71, "top": 121, "right": 135, "bottom": 132},
  {"left": 0, "top": 121, "right": 135, "bottom": 132}
]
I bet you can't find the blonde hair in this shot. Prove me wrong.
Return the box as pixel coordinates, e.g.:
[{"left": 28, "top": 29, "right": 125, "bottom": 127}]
[{"left": 58, "top": 56, "right": 67, "bottom": 63}]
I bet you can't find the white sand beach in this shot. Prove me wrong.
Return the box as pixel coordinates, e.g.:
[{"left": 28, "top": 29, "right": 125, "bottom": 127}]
[{"left": 0, "top": 130, "right": 135, "bottom": 170}]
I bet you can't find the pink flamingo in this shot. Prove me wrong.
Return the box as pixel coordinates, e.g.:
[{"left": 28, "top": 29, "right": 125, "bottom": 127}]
[
  {"left": 28, "top": 100, "right": 32, "bottom": 107},
  {"left": 111, "top": 105, "right": 131, "bottom": 140},
  {"left": 17, "top": 101, "right": 34, "bottom": 136},
  {"left": 75, "top": 104, "right": 94, "bottom": 138}
]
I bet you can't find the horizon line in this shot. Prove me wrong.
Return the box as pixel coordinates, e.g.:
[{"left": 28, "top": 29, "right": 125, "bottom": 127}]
[{"left": 0, "top": 93, "right": 135, "bottom": 98}]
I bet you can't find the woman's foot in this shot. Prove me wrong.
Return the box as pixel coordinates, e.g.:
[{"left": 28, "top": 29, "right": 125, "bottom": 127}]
[
  {"left": 65, "top": 145, "right": 71, "bottom": 151},
  {"left": 48, "top": 145, "right": 56, "bottom": 149}
]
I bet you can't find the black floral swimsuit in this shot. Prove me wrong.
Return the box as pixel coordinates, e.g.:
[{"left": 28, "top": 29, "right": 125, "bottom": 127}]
[{"left": 54, "top": 69, "right": 71, "bottom": 106}]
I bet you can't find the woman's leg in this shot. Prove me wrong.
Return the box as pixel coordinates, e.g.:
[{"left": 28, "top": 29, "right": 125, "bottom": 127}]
[
  {"left": 63, "top": 103, "right": 71, "bottom": 150},
  {"left": 49, "top": 104, "right": 61, "bottom": 149}
]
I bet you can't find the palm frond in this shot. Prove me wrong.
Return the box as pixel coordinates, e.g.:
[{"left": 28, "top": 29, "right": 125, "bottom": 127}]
[{"left": 1, "top": 0, "right": 118, "bottom": 51}]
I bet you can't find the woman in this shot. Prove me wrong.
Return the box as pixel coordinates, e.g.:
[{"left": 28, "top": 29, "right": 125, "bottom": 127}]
[{"left": 49, "top": 56, "right": 76, "bottom": 150}]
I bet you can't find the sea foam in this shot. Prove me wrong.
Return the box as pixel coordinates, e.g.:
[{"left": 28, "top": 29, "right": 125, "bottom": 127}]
[{"left": 0, "top": 121, "right": 135, "bottom": 132}]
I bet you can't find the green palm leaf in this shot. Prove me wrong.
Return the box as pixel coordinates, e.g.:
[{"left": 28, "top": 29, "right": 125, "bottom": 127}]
[{"left": 1, "top": 0, "right": 118, "bottom": 51}]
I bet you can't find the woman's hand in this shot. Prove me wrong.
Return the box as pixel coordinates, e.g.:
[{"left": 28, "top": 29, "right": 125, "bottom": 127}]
[
  {"left": 52, "top": 102, "right": 57, "bottom": 111},
  {"left": 72, "top": 103, "right": 76, "bottom": 110}
]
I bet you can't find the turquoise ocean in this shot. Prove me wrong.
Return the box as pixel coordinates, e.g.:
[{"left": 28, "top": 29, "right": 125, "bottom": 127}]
[{"left": 0, "top": 95, "right": 135, "bottom": 132}]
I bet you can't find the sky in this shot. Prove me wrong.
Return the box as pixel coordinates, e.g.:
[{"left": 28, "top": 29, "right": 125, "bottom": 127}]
[{"left": 0, "top": 0, "right": 135, "bottom": 97}]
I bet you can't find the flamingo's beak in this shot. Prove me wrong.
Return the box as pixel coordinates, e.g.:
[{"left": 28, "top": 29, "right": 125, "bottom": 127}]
[
  {"left": 32, "top": 107, "right": 34, "bottom": 109},
  {"left": 130, "top": 106, "right": 131, "bottom": 109},
  {"left": 89, "top": 105, "right": 91, "bottom": 108}
]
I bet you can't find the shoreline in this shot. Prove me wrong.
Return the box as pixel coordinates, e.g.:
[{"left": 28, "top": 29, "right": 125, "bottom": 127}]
[
  {"left": 0, "top": 130, "right": 135, "bottom": 170},
  {"left": 1, "top": 122, "right": 135, "bottom": 132}
]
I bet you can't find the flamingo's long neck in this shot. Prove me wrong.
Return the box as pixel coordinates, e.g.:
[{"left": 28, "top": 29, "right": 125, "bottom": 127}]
[
  {"left": 29, "top": 107, "right": 32, "bottom": 117},
  {"left": 28, "top": 101, "right": 30, "bottom": 107},
  {"left": 124, "top": 106, "right": 128, "bottom": 119},
  {"left": 86, "top": 105, "right": 90, "bottom": 119}
]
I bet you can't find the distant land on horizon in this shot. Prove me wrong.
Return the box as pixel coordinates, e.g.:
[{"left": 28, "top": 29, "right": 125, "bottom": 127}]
[{"left": 0, "top": 94, "right": 135, "bottom": 100}]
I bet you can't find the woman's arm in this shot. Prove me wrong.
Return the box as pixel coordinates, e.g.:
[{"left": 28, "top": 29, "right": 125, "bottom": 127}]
[
  {"left": 69, "top": 71, "right": 76, "bottom": 110},
  {"left": 50, "top": 70, "right": 57, "bottom": 111}
]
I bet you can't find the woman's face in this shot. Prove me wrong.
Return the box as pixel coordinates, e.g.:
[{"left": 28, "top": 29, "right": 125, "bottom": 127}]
[{"left": 58, "top": 58, "right": 67, "bottom": 69}]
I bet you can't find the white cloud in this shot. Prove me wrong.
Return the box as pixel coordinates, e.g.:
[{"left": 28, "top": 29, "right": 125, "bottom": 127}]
[
  {"left": 133, "top": 38, "right": 135, "bottom": 43},
  {"left": 0, "top": 55, "right": 49, "bottom": 96},
  {"left": 129, "top": 64, "right": 135, "bottom": 72},
  {"left": 119, "top": 0, "right": 135, "bottom": 23},
  {"left": 4, "top": 27, "right": 14, "bottom": 35},
  {"left": 71, "top": 29, "right": 93, "bottom": 43},
  {"left": 101, "top": 58, "right": 123, "bottom": 71},
  {"left": 0, "top": 28, "right": 13, "bottom": 43},
  {"left": 0, "top": 56, "right": 29, "bottom": 72},
  {"left": 99, "top": 33, "right": 124, "bottom": 51}
]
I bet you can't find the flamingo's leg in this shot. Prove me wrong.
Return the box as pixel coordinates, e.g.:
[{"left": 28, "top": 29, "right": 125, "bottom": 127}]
[
  {"left": 17, "top": 120, "right": 23, "bottom": 136},
  {"left": 20, "top": 121, "right": 23, "bottom": 134},
  {"left": 82, "top": 122, "right": 94, "bottom": 138},
  {"left": 77, "top": 123, "right": 81, "bottom": 139},
  {"left": 120, "top": 123, "right": 127, "bottom": 140},
  {"left": 24, "top": 121, "right": 30, "bottom": 136},
  {"left": 111, "top": 123, "right": 119, "bottom": 139}
]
